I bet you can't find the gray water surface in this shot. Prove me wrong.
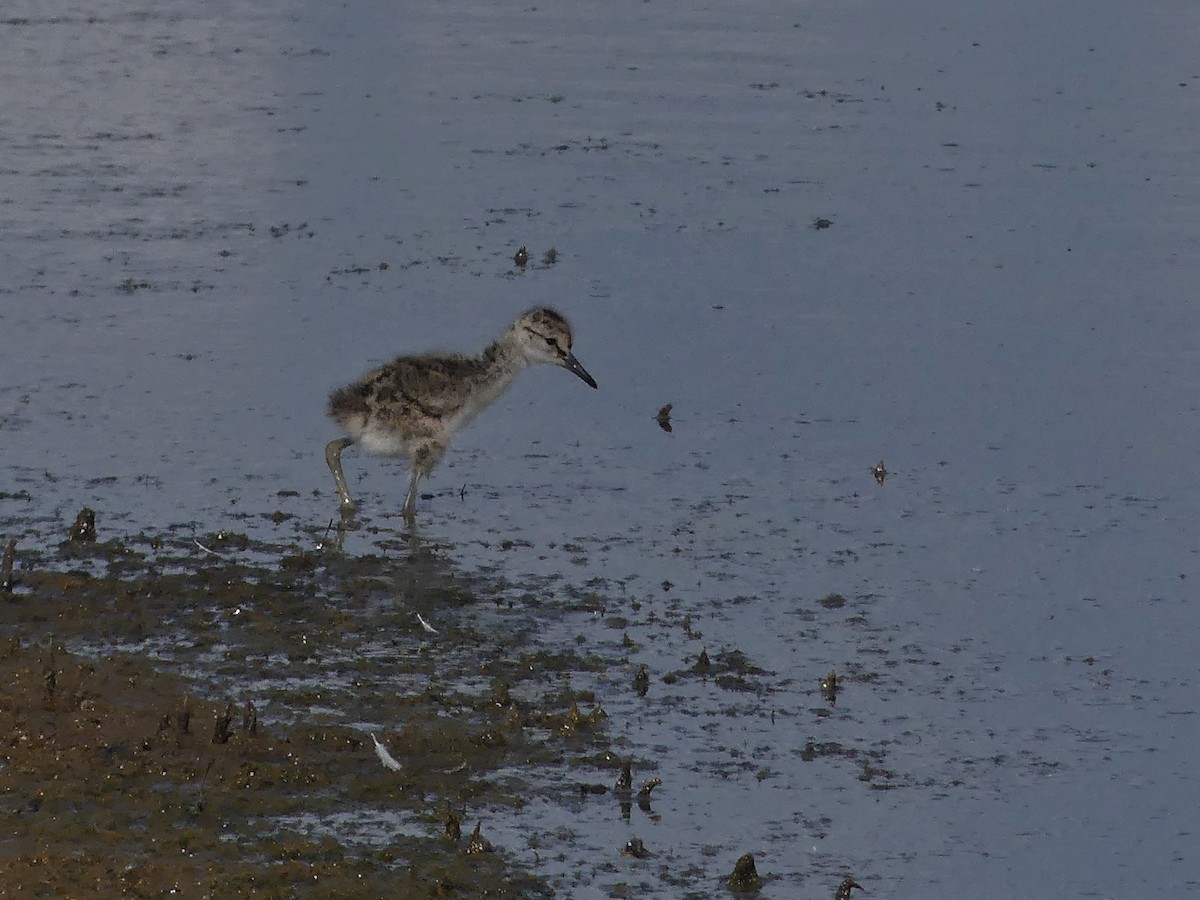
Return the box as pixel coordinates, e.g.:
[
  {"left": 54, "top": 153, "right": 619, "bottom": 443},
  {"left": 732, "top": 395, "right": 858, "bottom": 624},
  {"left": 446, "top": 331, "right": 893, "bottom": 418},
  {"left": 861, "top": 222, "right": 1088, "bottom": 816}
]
[{"left": 3, "top": 1, "right": 1198, "bottom": 896}]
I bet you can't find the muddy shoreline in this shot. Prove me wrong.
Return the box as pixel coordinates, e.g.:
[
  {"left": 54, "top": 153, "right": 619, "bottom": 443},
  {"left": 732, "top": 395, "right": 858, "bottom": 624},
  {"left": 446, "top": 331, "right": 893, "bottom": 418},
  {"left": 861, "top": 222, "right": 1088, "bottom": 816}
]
[{"left": 0, "top": 520, "right": 632, "bottom": 897}]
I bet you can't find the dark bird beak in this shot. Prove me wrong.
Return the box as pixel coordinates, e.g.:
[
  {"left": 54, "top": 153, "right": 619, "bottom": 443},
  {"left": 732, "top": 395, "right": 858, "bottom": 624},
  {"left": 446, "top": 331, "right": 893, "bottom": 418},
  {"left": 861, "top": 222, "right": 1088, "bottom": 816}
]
[{"left": 563, "top": 353, "right": 598, "bottom": 389}]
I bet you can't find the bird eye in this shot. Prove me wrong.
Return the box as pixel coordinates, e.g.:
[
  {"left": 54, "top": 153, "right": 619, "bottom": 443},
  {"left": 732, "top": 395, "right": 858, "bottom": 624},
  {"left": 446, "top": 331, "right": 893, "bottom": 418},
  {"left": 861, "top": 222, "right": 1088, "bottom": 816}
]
[{"left": 544, "top": 336, "right": 560, "bottom": 350}]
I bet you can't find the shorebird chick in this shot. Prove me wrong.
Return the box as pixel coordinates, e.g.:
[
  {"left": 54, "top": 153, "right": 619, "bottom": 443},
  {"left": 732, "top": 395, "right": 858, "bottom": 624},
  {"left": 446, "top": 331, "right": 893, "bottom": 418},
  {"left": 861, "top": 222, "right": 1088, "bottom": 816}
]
[{"left": 325, "top": 307, "right": 597, "bottom": 519}]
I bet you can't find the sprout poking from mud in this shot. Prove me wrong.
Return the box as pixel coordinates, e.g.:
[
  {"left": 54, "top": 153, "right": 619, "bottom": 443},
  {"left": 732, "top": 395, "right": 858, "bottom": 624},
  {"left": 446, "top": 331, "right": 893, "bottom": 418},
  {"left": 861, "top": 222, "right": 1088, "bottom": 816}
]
[
  {"left": 212, "top": 702, "right": 234, "bottom": 744},
  {"left": 68, "top": 508, "right": 96, "bottom": 543},
  {"left": 242, "top": 700, "right": 258, "bottom": 735},
  {"left": 179, "top": 694, "right": 192, "bottom": 735},
  {"left": 190, "top": 758, "right": 217, "bottom": 817},
  {"left": 444, "top": 806, "right": 462, "bottom": 843},
  {"left": 872, "top": 459, "right": 888, "bottom": 485},
  {"left": 542, "top": 247, "right": 557, "bottom": 265},
  {"left": 465, "top": 822, "right": 494, "bottom": 854},
  {"left": 693, "top": 647, "right": 712, "bottom": 674},
  {"left": 655, "top": 403, "right": 673, "bottom": 432},
  {"left": 727, "top": 852, "right": 763, "bottom": 892},
  {"left": 512, "top": 246, "right": 529, "bottom": 267},
  {"left": 836, "top": 875, "right": 866, "bottom": 899},
  {"left": 43, "top": 656, "right": 57, "bottom": 700},
  {"left": 553, "top": 701, "right": 608, "bottom": 735},
  {"left": 490, "top": 679, "right": 513, "bottom": 708}
]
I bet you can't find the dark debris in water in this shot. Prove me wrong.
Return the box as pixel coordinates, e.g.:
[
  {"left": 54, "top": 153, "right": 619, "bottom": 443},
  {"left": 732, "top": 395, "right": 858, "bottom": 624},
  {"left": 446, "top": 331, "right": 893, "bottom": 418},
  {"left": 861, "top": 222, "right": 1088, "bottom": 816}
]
[
  {"left": 819, "top": 592, "right": 848, "bottom": 609},
  {"left": 67, "top": 507, "right": 96, "bottom": 543},
  {"left": 836, "top": 875, "right": 866, "bottom": 899},
  {"left": 655, "top": 403, "right": 674, "bottom": 432},
  {"left": 727, "top": 851, "right": 764, "bottom": 892},
  {"left": 633, "top": 662, "right": 650, "bottom": 696},
  {"left": 116, "top": 276, "right": 151, "bottom": 293},
  {"left": 622, "top": 836, "right": 651, "bottom": 858},
  {"left": 872, "top": 459, "right": 888, "bottom": 484},
  {"left": 636, "top": 777, "right": 662, "bottom": 802},
  {"left": 821, "top": 669, "right": 839, "bottom": 705}
]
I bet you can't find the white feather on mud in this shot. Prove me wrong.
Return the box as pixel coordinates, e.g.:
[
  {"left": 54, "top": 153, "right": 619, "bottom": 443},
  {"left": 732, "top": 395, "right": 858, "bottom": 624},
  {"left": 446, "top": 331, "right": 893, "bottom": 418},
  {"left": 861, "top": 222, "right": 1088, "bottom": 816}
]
[{"left": 369, "top": 733, "right": 403, "bottom": 772}]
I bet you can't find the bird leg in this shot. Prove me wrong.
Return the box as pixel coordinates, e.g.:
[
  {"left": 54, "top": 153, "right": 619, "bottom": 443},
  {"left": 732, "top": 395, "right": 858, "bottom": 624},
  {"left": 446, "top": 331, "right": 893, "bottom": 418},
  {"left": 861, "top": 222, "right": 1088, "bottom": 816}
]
[
  {"left": 325, "top": 437, "right": 356, "bottom": 509},
  {"left": 404, "top": 441, "right": 445, "bottom": 521},
  {"left": 403, "top": 471, "right": 422, "bottom": 521}
]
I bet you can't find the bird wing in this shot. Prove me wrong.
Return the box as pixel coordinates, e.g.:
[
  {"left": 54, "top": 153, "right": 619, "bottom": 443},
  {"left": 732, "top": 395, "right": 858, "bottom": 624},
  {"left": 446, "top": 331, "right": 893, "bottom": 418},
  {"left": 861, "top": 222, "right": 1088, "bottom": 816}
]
[{"left": 373, "top": 354, "right": 476, "bottom": 420}]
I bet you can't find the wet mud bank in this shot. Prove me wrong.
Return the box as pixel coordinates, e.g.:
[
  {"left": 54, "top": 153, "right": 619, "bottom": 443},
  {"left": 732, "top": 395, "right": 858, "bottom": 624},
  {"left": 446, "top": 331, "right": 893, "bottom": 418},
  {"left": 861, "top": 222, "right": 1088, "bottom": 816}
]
[{"left": 0, "top": 520, "right": 635, "bottom": 897}]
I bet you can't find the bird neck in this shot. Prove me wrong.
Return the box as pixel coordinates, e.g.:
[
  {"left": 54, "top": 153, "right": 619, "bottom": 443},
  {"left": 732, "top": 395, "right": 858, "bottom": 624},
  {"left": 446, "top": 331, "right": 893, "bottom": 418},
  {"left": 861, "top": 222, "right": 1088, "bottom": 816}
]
[{"left": 467, "top": 337, "right": 532, "bottom": 409}]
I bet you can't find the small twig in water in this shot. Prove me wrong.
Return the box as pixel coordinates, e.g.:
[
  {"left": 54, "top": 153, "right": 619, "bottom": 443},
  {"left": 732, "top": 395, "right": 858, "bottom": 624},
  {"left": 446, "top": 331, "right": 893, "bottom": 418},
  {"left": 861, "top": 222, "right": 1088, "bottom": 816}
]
[
  {"left": 370, "top": 733, "right": 403, "bottom": 772},
  {"left": 192, "top": 539, "right": 219, "bottom": 556},
  {"left": 416, "top": 612, "right": 438, "bottom": 634},
  {"left": 191, "top": 757, "right": 217, "bottom": 816},
  {"left": 637, "top": 778, "right": 662, "bottom": 805},
  {"left": 2, "top": 538, "right": 16, "bottom": 592}
]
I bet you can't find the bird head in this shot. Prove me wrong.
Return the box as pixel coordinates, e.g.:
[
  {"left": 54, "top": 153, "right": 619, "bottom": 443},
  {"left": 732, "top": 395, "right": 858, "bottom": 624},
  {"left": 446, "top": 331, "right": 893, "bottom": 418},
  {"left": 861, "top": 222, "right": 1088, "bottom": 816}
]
[{"left": 512, "top": 307, "right": 598, "bottom": 388}]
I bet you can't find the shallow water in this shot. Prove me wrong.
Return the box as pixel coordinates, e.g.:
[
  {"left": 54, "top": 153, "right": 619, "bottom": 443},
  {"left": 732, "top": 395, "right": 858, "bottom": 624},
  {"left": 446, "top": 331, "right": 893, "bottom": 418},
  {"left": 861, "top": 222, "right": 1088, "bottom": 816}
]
[{"left": 3, "top": 0, "right": 1199, "bottom": 897}]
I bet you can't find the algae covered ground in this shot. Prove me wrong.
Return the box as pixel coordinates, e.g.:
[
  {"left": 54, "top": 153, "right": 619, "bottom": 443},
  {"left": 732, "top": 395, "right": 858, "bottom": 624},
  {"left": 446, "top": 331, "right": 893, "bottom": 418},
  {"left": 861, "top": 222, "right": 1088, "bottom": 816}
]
[{"left": 0, "top": 520, "right": 628, "bottom": 897}]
